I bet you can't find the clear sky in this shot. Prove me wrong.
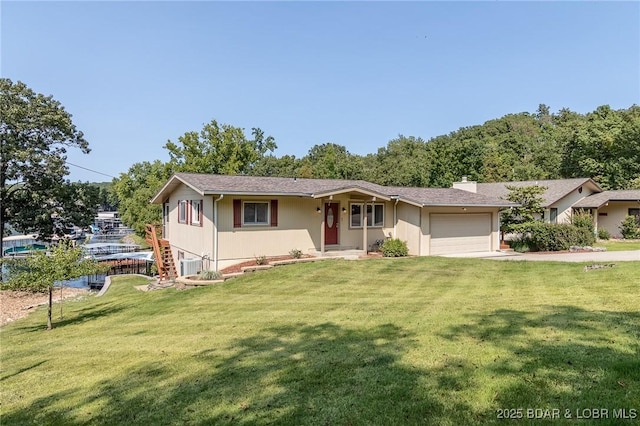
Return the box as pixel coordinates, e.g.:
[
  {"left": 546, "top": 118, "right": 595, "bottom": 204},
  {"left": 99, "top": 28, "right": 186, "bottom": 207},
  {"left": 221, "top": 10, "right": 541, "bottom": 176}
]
[{"left": 2, "top": 1, "right": 639, "bottom": 183}]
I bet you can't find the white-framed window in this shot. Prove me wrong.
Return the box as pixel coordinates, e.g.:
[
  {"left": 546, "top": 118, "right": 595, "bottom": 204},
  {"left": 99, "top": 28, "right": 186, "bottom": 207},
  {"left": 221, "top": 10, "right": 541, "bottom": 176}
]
[
  {"left": 178, "top": 200, "right": 188, "bottom": 224},
  {"left": 191, "top": 200, "right": 202, "bottom": 226},
  {"left": 243, "top": 201, "right": 270, "bottom": 225},
  {"left": 350, "top": 202, "right": 384, "bottom": 228}
]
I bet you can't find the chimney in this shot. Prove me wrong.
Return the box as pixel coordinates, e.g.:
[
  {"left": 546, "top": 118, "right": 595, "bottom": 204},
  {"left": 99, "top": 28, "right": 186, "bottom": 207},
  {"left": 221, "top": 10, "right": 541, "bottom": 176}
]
[{"left": 453, "top": 176, "right": 477, "bottom": 193}]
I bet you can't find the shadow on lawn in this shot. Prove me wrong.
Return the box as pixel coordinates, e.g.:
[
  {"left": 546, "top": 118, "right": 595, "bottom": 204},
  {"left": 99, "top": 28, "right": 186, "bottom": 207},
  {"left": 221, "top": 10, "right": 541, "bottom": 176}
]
[
  {"left": 2, "top": 322, "right": 477, "bottom": 425},
  {"left": 440, "top": 305, "right": 640, "bottom": 417},
  {"left": 13, "top": 302, "right": 128, "bottom": 332}
]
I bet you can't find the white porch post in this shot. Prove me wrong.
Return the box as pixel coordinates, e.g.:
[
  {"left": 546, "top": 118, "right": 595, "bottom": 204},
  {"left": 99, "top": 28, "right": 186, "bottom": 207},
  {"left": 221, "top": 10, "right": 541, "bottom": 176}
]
[
  {"left": 363, "top": 200, "right": 368, "bottom": 254},
  {"left": 320, "top": 202, "right": 325, "bottom": 255}
]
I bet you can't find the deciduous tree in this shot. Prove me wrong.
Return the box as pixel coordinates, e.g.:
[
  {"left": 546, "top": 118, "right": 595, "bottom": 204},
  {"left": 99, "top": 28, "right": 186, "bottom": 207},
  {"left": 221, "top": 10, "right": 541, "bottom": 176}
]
[
  {"left": 1, "top": 79, "right": 95, "bottom": 254},
  {"left": 1, "top": 241, "right": 107, "bottom": 330}
]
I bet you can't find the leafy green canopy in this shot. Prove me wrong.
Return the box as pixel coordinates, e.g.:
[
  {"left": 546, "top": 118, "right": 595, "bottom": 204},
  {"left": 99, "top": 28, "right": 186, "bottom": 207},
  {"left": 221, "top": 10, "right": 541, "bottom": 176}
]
[
  {"left": 112, "top": 120, "right": 278, "bottom": 235},
  {"left": 112, "top": 104, "right": 640, "bottom": 235},
  {"left": 500, "top": 185, "right": 547, "bottom": 234},
  {"left": 0, "top": 79, "right": 98, "bottom": 246}
]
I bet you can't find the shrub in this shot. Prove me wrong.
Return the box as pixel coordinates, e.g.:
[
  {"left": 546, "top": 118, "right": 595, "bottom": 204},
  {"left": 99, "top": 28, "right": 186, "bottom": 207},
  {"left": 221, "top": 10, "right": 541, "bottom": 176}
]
[
  {"left": 255, "top": 255, "right": 267, "bottom": 265},
  {"left": 571, "top": 210, "right": 595, "bottom": 235},
  {"left": 619, "top": 215, "right": 640, "bottom": 239},
  {"left": 508, "top": 238, "right": 530, "bottom": 253},
  {"left": 524, "top": 222, "right": 595, "bottom": 251},
  {"left": 289, "top": 249, "right": 303, "bottom": 259},
  {"left": 380, "top": 238, "right": 409, "bottom": 257},
  {"left": 597, "top": 228, "right": 611, "bottom": 240},
  {"left": 197, "top": 270, "right": 222, "bottom": 280}
]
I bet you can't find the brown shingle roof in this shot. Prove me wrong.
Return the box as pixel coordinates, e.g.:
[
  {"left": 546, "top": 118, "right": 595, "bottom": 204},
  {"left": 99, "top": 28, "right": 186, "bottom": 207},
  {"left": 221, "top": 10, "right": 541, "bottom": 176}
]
[
  {"left": 573, "top": 190, "right": 640, "bottom": 208},
  {"left": 151, "top": 173, "right": 515, "bottom": 207},
  {"left": 385, "top": 186, "right": 516, "bottom": 207},
  {"left": 475, "top": 178, "right": 601, "bottom": 207},
  {"left": 172, "top": 173, "right": 390, "bottom": 197}
]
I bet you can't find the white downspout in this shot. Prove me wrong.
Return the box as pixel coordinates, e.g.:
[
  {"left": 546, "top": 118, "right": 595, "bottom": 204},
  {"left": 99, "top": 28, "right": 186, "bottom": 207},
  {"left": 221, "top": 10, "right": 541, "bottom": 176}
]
[
  {"left": 213, "top": 194, "right": 224, "bottom": 271},
  {"left": 393, "top": 198, "right": 399, "bottom": 238}
]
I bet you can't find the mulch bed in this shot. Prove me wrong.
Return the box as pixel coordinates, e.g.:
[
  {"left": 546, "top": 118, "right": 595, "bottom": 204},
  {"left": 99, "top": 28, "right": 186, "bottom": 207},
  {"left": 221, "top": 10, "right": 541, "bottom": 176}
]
[
  {"left": 219, "top": 252, "right": 385, "bottom": 274},
  {"left": 0, "top": 288, "right": 89, "bottom": 327},
  {"left": 220, "top": 255, "right": 310, "bottom": 274}
]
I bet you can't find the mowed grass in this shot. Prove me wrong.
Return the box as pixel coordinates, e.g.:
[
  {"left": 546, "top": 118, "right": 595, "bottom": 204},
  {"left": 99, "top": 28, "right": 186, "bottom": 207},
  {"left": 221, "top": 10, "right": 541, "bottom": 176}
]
[
  {"left": 595, "top": 239, "right": 640, "bottom": 251},
  {"left": 1, "top": 257, "right": 639, "bottom": 425}
]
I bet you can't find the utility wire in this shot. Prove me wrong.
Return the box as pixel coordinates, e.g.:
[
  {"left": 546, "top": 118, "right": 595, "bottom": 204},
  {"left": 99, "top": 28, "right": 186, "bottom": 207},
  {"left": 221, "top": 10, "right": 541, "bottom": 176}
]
[{"left": 66, "top": 161, "right": 116, "bottom": 179}]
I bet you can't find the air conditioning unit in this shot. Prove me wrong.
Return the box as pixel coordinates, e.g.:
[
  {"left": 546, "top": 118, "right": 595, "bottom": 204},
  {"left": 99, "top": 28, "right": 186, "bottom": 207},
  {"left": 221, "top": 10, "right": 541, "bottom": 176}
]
[{"left": 180, "top": 258, "right": 202, "bottom": 276}]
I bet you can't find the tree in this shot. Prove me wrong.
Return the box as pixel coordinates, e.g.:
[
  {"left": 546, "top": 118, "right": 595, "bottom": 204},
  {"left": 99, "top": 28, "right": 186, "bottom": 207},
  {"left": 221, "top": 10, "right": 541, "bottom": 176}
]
[
  {"left": 500, "top": 185, "right": 547, "bottom": 234},
  {"left": 112, "top": 160, "right": 173, "bottom": 236},
  {"left": 0, "top": 241, "right": 107, "bottom": 330},
  {"left": 250, "top": 155, "right": 303, "bottom": 178},
  {"left": 113, "top": 120, "right": 278, "bottom": 236},
  {"left": 164, "top": 120, "right": 276, "bottom": 175},
  {"left": 371, "top": 136, "right": 431, "bottom": 186},
  {"left": 304, "top": 143, "right": 365, "bottom": 180},
  {"left": 1, "top": 79, "right": 94, "bottom": 254}
]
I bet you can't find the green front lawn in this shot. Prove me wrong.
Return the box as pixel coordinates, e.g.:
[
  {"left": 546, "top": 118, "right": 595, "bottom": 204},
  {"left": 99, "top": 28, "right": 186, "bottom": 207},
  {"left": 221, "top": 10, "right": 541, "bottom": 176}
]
[
  {"left": 2, "top": 258, "right": 639, "bottom": 425},
  {"left": 595, "top": 239, "right": 640, "bottom": 251}
]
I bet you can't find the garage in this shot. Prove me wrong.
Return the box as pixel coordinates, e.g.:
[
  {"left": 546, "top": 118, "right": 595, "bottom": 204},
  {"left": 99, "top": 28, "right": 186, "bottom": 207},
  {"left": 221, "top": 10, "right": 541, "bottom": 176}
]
[{"left": 430, "top": 213, "right": 492, "bottom": 255}]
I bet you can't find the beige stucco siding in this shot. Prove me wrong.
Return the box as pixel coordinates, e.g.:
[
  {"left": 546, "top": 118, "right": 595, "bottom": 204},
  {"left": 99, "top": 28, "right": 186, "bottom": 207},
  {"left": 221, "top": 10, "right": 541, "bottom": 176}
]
[
  {"left": 165, "top": 184, "right": 214, "bottom": 264},
  {"left": 339, "top": 198, "right": 393, "bottom": 250},
  {"left": 396, "top": 204, "right": 421, "bottom": 255},
  {"left": 596, "top": 202, "right": 640, "bottom": 238},
  {"left": 215, "top": 195, "right": 394, "bottom": 268},
  {"left": 216, "top": 196, "right": 319, "bottom": 267},
  {"left": 549, "top": 186, "right": 598, "bottom": 224},
  {"left": 162, "top": 184, "right": 503, "bottom": 269}
]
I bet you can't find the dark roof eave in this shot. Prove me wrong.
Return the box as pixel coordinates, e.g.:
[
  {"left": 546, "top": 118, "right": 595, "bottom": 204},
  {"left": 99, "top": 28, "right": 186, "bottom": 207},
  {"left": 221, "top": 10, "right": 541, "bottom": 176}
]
[
  {"left": 420, "top": 203, "right": 518, "bottom": 208},
  {"left": 202, "top": 190, "right": 314, "bottom": 197}
]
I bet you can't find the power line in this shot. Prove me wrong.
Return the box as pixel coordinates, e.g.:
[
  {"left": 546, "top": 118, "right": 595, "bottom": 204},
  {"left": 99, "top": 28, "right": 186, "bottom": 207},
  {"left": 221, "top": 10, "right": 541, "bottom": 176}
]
[{"left": 66, "top": 161, "right": 116, "bottom": 179}]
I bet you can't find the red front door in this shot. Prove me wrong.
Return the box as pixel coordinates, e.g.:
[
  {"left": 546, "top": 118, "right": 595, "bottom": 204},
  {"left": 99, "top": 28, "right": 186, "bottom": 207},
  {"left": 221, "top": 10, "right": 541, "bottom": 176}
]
[{"left": 324, "top": 203, "right": 339, "bottom": 245}]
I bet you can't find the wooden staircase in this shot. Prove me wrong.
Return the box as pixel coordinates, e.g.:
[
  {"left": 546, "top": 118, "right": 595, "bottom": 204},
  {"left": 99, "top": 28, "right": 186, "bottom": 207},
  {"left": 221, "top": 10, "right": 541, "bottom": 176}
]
[{"left": 145, "top": 224, "right": 177, "bottom": 283}]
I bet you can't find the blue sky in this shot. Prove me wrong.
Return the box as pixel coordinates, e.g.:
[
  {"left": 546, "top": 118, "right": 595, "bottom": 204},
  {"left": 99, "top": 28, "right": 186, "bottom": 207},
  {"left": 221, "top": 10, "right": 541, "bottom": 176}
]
[{"left": 2, "top": 1, "right": 639, "bottom": 182}]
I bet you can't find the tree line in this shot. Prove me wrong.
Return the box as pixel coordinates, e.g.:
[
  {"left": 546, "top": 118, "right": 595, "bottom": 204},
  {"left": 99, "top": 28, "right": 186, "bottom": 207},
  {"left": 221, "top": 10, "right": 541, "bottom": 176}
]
[
  {"left": 112, "top": 104, "right": 640, "bottom": 235},
  {"left": 2, "top": 78, "right": 639, "bottom": 241},
  {"left": 248, "top": 104, "right": 640, "bottom": 190}
]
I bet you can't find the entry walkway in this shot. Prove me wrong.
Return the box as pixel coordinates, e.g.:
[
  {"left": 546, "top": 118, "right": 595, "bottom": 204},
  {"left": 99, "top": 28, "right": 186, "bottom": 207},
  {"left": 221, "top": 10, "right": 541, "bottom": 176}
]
[{"left": 497, "top": 250, "right": 640, "bottom": 262}]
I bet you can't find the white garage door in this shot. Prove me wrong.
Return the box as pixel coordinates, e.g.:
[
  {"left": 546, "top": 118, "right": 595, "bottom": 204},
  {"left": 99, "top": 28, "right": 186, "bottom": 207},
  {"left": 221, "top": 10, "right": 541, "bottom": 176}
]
[{"left": 430, "top": 214, "right": 492, "bottom": 255}]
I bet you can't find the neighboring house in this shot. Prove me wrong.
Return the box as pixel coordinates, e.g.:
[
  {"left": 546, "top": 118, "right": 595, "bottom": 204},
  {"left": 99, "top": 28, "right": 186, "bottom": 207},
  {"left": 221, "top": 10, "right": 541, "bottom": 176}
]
[
  {"left": 573, "top": 190, "right": 640, "bottom": 237},
  {"left": 151, "top": 173, "right": 515, "bottom": 272},
  {"left": 454, "top": 177, "right": 640, "bottom": 238}
]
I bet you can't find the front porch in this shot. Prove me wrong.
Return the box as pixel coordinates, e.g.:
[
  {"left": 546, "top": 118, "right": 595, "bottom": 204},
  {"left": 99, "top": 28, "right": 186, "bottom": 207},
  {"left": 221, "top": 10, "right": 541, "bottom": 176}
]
[{"left": 308, "top": 247, "right": 366, "bottom": 260}]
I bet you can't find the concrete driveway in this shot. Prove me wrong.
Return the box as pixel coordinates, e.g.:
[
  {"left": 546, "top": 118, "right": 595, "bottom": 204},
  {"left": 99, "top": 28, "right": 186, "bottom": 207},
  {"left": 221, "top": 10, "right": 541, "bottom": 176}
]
[{"left": 442, "top": 250, "right": 640, "bottom": 262}]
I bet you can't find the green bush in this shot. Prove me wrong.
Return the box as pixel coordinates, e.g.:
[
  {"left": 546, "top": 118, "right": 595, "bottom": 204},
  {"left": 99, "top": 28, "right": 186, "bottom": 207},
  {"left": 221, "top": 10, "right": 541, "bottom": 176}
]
[
  {"left": 571, "top": 210, "right": 595, "bottom": 235},
  {"left": 597, "top": 228, "right": 611, "bottom": 240},
  {"left": 619, "top": 215, "right": 640, "bottom": 239},
  {"left": 514, "top": 222, "right": 595, "bottom": 252},
  {"left": 197, "top": 270, "right": 222, "bottom": 280},
  {"left": 380, "top": 238, "right": 409, "bottom": 257},
  {"left": 508, "top": 238, "right": 530, "bottom": 253},
  {"left": 289, "top": 249, "right": 303, "bottom": 259}
]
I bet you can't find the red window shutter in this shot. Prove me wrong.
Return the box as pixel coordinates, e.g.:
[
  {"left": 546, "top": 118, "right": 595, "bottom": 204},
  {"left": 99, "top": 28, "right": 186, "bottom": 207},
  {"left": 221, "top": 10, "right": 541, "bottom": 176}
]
[
  {"left": 199, "top": 199, "right": 203, "bottom": 227},
  {"left": 270, "top": 200, "right": 278, "bottom": 227},
  {"left": 233, "top": 199, "right": 242, "bottom": 228}
]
